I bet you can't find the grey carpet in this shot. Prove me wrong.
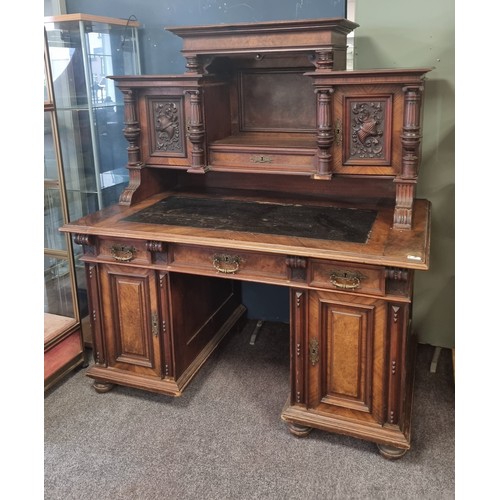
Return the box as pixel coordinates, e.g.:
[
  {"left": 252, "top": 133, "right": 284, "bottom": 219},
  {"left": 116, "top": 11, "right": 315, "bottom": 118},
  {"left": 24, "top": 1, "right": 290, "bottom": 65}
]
[{"left": 44, "top": 320, "right": 455, "bottom": 499}]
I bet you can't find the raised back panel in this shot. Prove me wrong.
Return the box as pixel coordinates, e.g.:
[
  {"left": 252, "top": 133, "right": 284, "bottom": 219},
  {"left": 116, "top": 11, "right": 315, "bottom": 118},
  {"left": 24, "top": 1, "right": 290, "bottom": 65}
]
[{"left": 239, "top": 70, "right": 316, "bottom": 132}]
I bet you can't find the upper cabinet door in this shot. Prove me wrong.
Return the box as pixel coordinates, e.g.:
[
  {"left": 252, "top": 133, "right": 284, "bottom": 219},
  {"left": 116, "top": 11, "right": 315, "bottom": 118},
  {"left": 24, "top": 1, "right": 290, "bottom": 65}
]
[{"left": 332, "top": 84, "right": 403, "bottom": 176}]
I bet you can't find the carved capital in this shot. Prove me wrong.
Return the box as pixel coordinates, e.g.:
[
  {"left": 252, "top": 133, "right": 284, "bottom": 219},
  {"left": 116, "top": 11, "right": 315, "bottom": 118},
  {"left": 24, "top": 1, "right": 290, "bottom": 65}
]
[
  {"left": 146, "top": 240, "right": 167, "bottom": 253},
  {"left": 385, "top": 267, "right": 409, "bottom": 282},
  {"left": 314, "top": 50, "right": 334, "bottom": 71},
  {"left": 286, "top": 256, "right": 307, "bottom": 281},
  {"left": 74, "top": 234, "right": 96, "bottom": 255}
]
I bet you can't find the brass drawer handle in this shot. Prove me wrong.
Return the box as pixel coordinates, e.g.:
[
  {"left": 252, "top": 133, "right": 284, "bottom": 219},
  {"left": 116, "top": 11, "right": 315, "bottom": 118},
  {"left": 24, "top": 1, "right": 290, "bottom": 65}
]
[
  {"left": 110, "top": 244, "right": 136, "bottom": 262},
  {"left": 213, "top": 254, "right": 241, "bottom": 274},
  {"left": 329, "top": 270, "right": 366, "bottom": 290}
]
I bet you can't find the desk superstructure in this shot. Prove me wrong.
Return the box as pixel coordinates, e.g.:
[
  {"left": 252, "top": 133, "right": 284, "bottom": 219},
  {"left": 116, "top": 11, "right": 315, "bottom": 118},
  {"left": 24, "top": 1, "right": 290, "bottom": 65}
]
[{"left": 62, "top": 18, "right": 432, "bottom": 458}]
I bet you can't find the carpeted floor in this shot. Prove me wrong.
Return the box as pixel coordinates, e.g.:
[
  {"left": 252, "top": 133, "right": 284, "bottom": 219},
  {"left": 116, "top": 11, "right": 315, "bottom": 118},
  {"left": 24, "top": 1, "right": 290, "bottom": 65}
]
[{"left": 44, "top": 320, "right": 455, "bottom": 499}]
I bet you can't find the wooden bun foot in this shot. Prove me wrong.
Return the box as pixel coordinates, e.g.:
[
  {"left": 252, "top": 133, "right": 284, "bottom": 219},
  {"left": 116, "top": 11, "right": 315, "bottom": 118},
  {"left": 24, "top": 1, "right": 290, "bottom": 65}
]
[
  {"left": 377, "top": 443, "right": 408, "bottom": 460},
  {"left": 287, "top": 422, "right": 313, "bottom": 437},
  {"left": 93, "top": 381, "right": 114, "bottom": 393}
]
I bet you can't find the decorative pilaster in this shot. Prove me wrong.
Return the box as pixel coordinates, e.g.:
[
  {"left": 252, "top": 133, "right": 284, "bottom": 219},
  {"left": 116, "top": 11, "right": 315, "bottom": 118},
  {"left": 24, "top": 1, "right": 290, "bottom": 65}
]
[
  {"left": 313, "top": 87, "right": 334, "bottom": 180},
  {"left": 292, "top": 291, "right": 306, "bottom": 405},
  {"left": 386, "top": 304, "right": 408, "bottom": 427},
  {"left": 185, "top": 90, "right": 208, "bottom": 173},
  {"left": 394, "top": 85, "right": 424, "bottom": 230}
]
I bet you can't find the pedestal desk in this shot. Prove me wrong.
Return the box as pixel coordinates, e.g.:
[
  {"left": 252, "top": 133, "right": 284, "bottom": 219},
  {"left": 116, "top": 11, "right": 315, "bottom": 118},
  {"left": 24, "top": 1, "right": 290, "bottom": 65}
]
[{"left": 61, "top": 18, "right": 432, "bottom": 458}]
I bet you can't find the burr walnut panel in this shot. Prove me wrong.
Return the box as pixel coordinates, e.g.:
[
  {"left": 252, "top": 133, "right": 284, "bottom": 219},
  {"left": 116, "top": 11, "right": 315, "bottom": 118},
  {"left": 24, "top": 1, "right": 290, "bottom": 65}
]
[{"left": 99, "top": 265, "right": 162, "bottom": 378}]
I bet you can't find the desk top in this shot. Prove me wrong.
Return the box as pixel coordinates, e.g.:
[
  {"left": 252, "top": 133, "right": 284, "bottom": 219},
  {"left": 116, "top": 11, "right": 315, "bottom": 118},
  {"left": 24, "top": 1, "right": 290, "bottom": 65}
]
[{"left": 61, "top": 191, "right": 431, "bottom": 270}]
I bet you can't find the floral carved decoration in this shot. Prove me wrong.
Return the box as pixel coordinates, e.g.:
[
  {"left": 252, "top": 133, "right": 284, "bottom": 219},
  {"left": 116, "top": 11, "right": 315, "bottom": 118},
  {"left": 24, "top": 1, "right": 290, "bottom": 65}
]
[
  {"left": 154, "top": 101, "right": 182, "bottom": 153},
  {"left": 350, "top": 101, "right": 385, "bottom": 159}
]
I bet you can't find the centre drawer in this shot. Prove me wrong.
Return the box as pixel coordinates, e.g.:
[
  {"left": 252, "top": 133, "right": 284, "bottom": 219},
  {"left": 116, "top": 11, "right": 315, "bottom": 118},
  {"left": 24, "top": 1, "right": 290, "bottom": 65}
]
[
  {"left": 208, "top": 147, "right": 316, "bottom": 175},
  {"left": 168, "top": 244, "right": 289, "bottom": 283},
  {"left": 308, "top": 259, "right": 386, "bottom": 296}
]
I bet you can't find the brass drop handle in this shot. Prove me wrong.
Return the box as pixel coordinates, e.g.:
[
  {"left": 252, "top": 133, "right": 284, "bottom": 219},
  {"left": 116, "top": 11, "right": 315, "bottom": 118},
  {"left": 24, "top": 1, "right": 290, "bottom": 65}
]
[
  {"left": 213, "top": 254, "right": 241, "bottom": 274},
  {"left": 329, "top": 270, "right": 366, "bottom": 290},
  {"left": 110, "top": 244, "right": 136, "bottom": 262}
]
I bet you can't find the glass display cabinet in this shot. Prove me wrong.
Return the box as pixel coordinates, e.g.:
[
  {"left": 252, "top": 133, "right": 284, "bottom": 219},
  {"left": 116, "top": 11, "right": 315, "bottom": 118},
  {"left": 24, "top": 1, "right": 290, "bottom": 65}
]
[
  {"left": 44, "top": 28, "right": 85, "bottom": 390},
  {"left": 44, "top": 14, "right": 141, "bottom": 345}
]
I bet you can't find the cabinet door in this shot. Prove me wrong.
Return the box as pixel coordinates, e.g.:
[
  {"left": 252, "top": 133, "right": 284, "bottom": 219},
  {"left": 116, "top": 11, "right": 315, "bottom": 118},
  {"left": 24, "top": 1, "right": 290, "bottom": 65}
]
[
  {"left": 99, "top": 264, "right": 163, "bottom": 378},
  {"left": 332, "top": 84, "right": 403, "bottom": 176},
  {"left": 305, "top": 289, "right": 387, "bottom": 425}
]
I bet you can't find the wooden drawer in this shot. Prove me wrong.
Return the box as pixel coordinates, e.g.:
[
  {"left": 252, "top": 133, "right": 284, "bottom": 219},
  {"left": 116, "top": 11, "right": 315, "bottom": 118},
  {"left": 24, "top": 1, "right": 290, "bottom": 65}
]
[
  {"left": 168, "top": 244, "right": 289, "bottom": 283},
  {"left": 309, "top": 259, "right": 385, "bottom": 296},
  {"left": 209, "top": 147, "right": 315, "bottom": 175},
  {"left": 97, "top": 238, "right": 151, "bottom": 265}
]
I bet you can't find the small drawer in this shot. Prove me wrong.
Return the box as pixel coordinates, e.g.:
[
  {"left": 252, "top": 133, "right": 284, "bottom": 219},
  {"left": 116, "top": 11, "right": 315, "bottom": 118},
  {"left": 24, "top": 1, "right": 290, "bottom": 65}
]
[
  {"left": 97, "top": 238, "right": 151, "bottom": 265},
  {"left": 169, "top": 244, "right": 289, "bottom": 282},
  {"left": 209, "top": 148, "right": 315, "bottom": 174},
  {"left": 309, "top": 259, "right": 385, "bottom": 296}
]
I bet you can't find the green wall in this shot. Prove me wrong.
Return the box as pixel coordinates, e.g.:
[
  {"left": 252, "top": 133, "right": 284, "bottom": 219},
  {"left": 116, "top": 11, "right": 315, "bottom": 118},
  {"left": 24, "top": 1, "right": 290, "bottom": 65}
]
[{"left": 354, "top": 0, "right": 455, "bottom": 348}]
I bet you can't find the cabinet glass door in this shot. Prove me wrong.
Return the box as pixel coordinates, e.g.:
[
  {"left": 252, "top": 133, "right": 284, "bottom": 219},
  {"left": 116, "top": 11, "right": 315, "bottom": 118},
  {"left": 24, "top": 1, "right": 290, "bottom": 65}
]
[
  {"left": 44, "top": 14, "right": 141, "bottom": 345},
  {"left": 44, "top": 28, "right": 85, "bottom": 389}
]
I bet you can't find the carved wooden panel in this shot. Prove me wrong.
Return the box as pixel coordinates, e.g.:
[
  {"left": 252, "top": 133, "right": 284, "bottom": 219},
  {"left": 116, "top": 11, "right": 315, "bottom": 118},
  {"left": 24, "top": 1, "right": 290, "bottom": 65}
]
[
  {"left": 100, "top": 265, "right": 162, "bottom": 378},
  {"left": 148, "top": 97, "right": 186, "bottom": 157},
  {"left": 344, "top": 96, "right": 392, "bottom": 166}
]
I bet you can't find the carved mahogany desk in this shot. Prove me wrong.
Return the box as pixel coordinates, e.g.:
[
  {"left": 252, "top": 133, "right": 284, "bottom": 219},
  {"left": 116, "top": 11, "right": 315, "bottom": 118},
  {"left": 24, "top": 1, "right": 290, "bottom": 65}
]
[{"left": 61, "top": 18, "right": 432, "bottom": 459}]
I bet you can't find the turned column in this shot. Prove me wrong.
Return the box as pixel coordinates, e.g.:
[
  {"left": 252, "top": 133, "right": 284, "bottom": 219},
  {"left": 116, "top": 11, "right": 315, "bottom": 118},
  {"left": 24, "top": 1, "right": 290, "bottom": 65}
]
[
  {"left": 313, "top": 86, "right": 334, "bottom": 180},
  {"left": 185, "top": 89, "right": 207, "bottom": 173},
  {"left": 394, "top": 85, "right": 424, "bottom": 230}
]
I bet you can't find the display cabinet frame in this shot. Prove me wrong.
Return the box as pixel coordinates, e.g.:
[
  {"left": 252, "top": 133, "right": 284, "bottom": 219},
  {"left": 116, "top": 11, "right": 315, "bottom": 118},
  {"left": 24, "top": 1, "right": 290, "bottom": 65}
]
[
  {"left": 44, "top": 27, "right": 85, "bottom": 391},
  {"left": 44, "top": 13, "right": 142, "bottom": 346}
]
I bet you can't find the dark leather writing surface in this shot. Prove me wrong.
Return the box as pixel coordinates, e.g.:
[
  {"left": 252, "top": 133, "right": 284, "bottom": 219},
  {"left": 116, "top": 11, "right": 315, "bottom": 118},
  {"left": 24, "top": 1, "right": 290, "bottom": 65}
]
[{"left": 125, "top": 196, "right": 377, "bottom": 243}]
